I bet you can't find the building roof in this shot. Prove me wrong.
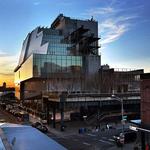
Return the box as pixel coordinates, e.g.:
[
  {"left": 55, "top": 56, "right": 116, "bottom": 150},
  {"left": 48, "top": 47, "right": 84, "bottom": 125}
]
[
  {"left": 0, "top": 123, "right": 67, "bottom": 150},
  {"left": 130, "top": 119, "right": 141, "bottom": 125}
]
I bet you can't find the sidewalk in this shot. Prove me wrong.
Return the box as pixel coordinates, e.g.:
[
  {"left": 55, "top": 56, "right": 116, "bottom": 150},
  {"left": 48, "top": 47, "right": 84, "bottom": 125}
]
[{"left": 29, "top": 114, "right": 71, "bottom": 137}]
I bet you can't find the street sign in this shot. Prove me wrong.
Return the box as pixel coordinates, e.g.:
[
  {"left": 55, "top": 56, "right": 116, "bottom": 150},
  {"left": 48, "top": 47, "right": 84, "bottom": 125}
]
[{"left": 123, "top": 115, "right": 127, "bottom": 119}]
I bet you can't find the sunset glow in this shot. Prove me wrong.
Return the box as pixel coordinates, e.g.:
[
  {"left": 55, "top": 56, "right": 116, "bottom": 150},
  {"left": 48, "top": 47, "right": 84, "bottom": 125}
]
[{"left": 0, "top": 0, "right": 150, "bottom": 86}]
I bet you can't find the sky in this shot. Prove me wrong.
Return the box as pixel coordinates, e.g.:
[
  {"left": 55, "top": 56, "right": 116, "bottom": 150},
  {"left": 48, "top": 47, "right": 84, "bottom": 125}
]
[{"left": 0, "top": 0, "right": 150, "bottom": 87}]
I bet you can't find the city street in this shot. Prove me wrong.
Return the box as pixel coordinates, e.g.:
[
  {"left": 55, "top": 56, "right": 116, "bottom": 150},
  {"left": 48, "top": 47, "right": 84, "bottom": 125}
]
[
  {"left": 0, "top": 107, "right": 138, "bottom": 150},
  {"left": 46, "top": 122, "right": 138, "bottom": 150}
]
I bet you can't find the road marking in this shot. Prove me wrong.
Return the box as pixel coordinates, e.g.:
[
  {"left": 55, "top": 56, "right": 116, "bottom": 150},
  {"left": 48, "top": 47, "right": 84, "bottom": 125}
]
[
  {"left": 99, "top": 139, "right": 114, "bottom": 145},
  {"left": 83, "top": 142, "right": 91, "bottom": 146},
  {"left": 87, "top": 133, "right": 96, "bottom": 137},
  {"left": 102, "top": 137, "right": 107, "bottom": 139}
]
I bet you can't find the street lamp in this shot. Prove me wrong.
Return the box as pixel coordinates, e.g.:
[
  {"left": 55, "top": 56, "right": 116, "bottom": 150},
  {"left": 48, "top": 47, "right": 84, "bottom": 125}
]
[{"left": 112, "top": 94, "right": 124, "bottom": 144}]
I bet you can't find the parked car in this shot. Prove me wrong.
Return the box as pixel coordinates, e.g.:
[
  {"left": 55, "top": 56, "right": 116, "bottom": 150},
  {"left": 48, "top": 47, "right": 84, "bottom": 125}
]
[
  {"left": 31, "top": 122, "right": 42, "bottom": 128},
  {"left": 32, "top": 122, "right": 48, "bottom": 133},
  {"left": 0, "top": 119, "right": 6, "bottom": 123},
  {"left": 37, "top": 125, "right": 48, "bottom": 133},
  {"left": 113, "top": 131, "right": 137, "bottom": 147}
]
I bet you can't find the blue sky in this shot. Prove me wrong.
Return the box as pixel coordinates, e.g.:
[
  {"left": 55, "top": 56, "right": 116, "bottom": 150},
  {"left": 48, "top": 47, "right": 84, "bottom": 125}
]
[{"left": 0, "top": 0, "right": 150, "bottom": 85}]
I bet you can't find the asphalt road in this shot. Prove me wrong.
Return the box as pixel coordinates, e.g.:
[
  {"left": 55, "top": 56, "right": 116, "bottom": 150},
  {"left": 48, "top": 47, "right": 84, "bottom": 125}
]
[
  {"left": 47, "top": 125, "right": 136, "bottom": 150},
  {"left": 0, "top": 107, "right": 138, "bottom": 150}
]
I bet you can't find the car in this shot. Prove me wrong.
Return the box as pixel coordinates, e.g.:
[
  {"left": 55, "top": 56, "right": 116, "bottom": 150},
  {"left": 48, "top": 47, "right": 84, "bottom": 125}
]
[
  {"left": 37, "top": 125, "right": 48, "bottom": 133},
  {"left": 113, "top": 131, "right": 137, "bottom": 147},
  {"left": 0, "top": 119, "right": 6, "bottom": 123},
  {"left": 31, "top": 122, "right": 42, "bottom": 128},
  {"left": 31, "top": 122, "right": 48, "bottom": 133},
  {"left": 41, "top": 119, "right": 47, "bottom": 124}
]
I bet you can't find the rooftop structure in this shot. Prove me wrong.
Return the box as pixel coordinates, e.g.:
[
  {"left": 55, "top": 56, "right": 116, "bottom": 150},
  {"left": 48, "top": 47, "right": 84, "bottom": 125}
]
[{"left": 0, "top": 123, "right": 67, "bottom": 150}]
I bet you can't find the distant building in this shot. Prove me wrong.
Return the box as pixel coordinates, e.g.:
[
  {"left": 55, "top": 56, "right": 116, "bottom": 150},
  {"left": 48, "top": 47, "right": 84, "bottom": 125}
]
[
  {"left": 0, "top": 82, "right": 15, "bottom": 101},
  {"left": 0, "top": 82, "right": 6, "bottom": 91}
]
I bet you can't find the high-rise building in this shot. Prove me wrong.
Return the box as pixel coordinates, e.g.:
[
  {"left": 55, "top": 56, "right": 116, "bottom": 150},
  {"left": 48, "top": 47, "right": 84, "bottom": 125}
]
[{"left": 14, "top": 14, "right": 101, "bottom": 100}]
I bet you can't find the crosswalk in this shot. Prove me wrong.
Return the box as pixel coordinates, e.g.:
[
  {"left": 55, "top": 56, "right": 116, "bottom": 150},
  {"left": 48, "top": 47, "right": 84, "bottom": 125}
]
[{"left": 99, "top": 139, "right": 114, "bottom": 145}]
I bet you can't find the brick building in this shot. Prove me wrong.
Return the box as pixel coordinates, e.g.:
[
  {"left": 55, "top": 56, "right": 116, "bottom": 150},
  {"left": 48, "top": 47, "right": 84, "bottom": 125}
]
[{"left": 140, "top": 73, "right": 150, "bottom": 150}]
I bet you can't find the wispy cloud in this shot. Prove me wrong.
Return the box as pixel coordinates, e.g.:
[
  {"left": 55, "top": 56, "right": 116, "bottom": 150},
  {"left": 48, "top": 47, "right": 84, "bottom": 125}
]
[
  {"left": 100, "top": 18, "right": 131, "bottom": 45},
  {"left": 83, "top": 1, "right": 143, "bottom": 48},
  {"left": 0, "top": 50, "right": 19, "bottom": 74},
  {"left": 0, "top": 73, "right": 14, "bottom": 76},
  {"left": 84, "top": 7, "right": 116, "bottom": 16},
  {"left": 33, "top": 2, "right": 40, "bottom": 6}
]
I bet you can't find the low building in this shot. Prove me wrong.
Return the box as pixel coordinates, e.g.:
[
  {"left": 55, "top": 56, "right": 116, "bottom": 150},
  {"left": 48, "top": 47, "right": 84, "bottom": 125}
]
[{"left": 99, "top": 65, "right": 143, "bottom": 93}]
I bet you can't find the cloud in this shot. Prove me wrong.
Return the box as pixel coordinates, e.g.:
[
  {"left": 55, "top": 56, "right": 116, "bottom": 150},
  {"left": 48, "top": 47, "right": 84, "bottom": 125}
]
[
  {"left": 83, "top": 2, "right": 142, "bottom": 47},
  {"left": 33, "top": 2, "right": 40, "bottom": 5},
  {"left": 99, "top": 19, "right": 130, "bottom": 45},
  {"left": 0, "top": 73, "right": 14, "bottom": 76},
  {"left": 0, "top": 50, "right": 19, "bottom": 74},
  {"left": 84, "top": 7, "right": 116, "bottom": 16}
]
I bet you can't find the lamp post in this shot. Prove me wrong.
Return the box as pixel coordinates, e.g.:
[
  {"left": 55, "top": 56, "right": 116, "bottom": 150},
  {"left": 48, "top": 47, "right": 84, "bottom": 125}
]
[{"left": 112, "top": 94, "right": 124, "bottom": 145}]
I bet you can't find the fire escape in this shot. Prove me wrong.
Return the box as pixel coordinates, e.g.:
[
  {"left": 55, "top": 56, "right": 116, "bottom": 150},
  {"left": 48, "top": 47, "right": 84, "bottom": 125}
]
[{"left": 65, "top": 25, "right": 100, "bottom": 55}]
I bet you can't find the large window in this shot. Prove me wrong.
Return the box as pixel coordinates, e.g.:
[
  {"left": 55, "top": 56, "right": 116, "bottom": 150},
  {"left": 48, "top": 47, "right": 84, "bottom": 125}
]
[
  {"left": 33, "top": 54, "right": 82, "bottom": 77},
  {"left": 15, "top": 55, "right": 33, "bottom": 84}
]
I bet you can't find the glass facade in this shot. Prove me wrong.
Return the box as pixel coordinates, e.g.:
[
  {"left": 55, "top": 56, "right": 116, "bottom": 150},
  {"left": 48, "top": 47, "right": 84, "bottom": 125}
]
[
  {"left": 42, "top": 29, "right": 72, "bottom": 56},
  {"left": 14, "top": 15, "right": 101, "bottom": 100},
  {"left": 15, "top": 54, "right": 82, "bottom": 82},
  {"left": 33, "top": 54, "right": 82, "bottom": 78},
  {"left": 15, "top": 55, "right": 33, "bottom": 84}
]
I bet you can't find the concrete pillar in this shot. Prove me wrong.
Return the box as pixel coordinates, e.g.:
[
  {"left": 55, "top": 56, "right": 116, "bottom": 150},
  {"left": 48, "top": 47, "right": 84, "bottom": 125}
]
[
  {"left": 60, "top": 105, "right": 64, "bottom": 131},
  {"left": 52, "top": 103, "right": 56, "bottom": 128},
  {"left": 60, "top": 94, "right": 65, "bottom": 131},
  {"left": 141, "top": 131, "right": 145, "bottom": 150},
  {"left": 97, "top": 102, "right": 100, "bottom": 127},
  {"left": 46, "top": 102, "right": 50, "bottom": 124}
]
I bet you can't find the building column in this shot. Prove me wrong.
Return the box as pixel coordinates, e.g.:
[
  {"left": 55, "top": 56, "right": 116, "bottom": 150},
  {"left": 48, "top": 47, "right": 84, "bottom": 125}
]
[
  {"left": 60, "top": 104, "right": 64, "bottom": 131},
  {"left": 52, "top": 103, "right": 56, "bottom": 128},
  {"left": 60, "top": 93, "right": 65, "bottom": 131},
  {"left": 96, "top": 101, "right": 102, "bottom": 128},
  {"left": 141, "top": 131, "right": 145, "bottom": 150},
  {"left": 46, "top": 102, "right": 50, "bottom": 124}
]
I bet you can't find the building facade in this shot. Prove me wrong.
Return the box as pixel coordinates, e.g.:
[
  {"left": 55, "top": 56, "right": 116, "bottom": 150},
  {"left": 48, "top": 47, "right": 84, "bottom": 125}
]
[
  {"left": 14, "top": 14, "right": 143, "bottom": 127},
  {"left": 99, "top": 65, "right": 143, "bottom": 94},
  {"left": 14, "top": 14, "right": 101, "bottom": 100},
  {"left": 140, "top": 73, "right": 150, "bottom": 149}
]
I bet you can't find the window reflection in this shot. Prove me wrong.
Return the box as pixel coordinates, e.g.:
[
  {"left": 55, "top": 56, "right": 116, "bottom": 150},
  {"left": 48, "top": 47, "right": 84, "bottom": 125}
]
[{"left": 33, "top": 54, "right": 82, "bottom": 77}]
